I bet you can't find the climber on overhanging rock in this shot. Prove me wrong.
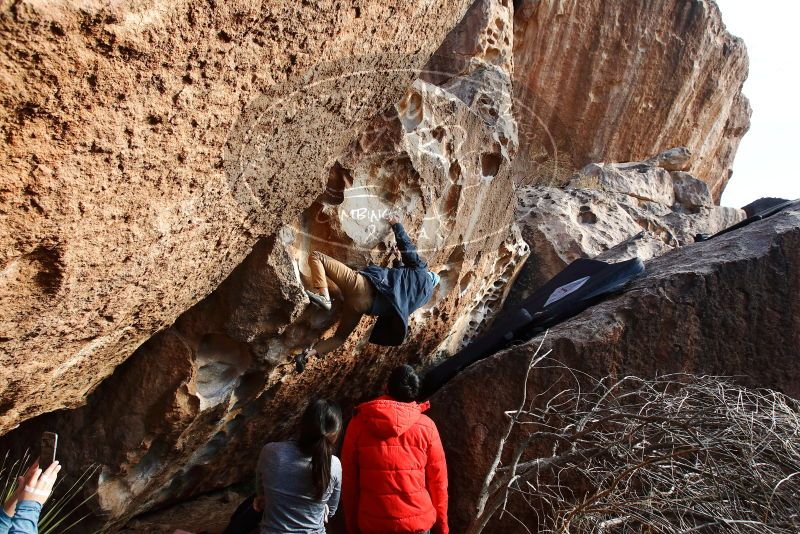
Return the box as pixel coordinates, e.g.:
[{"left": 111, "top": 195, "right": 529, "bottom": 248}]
[{"left": 297, "top": 214, "right": 441, "bottom": 371}]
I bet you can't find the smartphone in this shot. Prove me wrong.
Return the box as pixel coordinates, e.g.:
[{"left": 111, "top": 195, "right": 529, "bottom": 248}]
[{"left": 40, "top": 432, "right": 58, "bottom": 470}]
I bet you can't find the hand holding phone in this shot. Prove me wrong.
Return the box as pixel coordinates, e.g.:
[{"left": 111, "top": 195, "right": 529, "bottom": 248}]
[
  {"left": 21, "top": 461, "right": 60, "bottom": 505},
  {"left": 40, "top": 432, "right": 58, "bottom": 470}
]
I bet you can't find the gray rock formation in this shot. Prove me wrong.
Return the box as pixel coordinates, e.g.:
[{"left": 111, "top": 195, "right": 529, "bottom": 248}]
[
  {"left": 510, "top": 152, "right": 745, "bottom": 304},
  {"left": 431, "top": 201, "right": 800, "bottom": 532}
]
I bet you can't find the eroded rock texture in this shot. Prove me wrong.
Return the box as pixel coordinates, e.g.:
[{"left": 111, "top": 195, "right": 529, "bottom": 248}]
[
  {"left": 513, "top": 0, "right": 751, "bottom": 200},
  {"left": 509, "top": 151, "right": 745, "bottom": 304},
  {"left": 431, "top": 203, "right": 800, "bottom": 532},
  {"left": 0, "top": 52, "right": 528, "bottom": 527},
  {"left": 0, "top": 0, "right": 480, "bottom": 433},
  {"left": 421, "top": 0, "right": 514, "bottom": 85},
  {"left": 0, "top": 0, "right": 762, "bottom": 531}
]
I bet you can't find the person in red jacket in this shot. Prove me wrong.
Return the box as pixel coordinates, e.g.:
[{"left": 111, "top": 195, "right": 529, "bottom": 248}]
[{"left": 342, "top": 365, "right": 448, "bottom": 534}]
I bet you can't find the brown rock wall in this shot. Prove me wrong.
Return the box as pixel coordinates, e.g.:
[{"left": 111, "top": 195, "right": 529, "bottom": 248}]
[
  {"left": 0, "top": 64, "right": 527, "bottom": 528},
  {"left": 513, "top": 0, "right": 751, "bottom": 200},
  {"left": 0, "top": 0, "right": 477, "bottom": 432}
]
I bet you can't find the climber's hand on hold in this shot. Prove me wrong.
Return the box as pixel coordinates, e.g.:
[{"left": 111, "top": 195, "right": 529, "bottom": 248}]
[
  {"left": 386, "top": 213, "right": 401, "bottom": 226},
  {"left": 253, "top": 495, "right": 265, "bottom": 512}
]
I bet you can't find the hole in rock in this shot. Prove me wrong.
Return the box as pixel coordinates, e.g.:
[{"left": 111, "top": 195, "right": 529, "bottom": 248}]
[
  {"left": 578, "top": 210, "right": 598, "bottom": 224},
  {"left": 443, "top": 184, "right": 462, "bottom": 219},
  {"left": 481, "top": 152, "right": 502, "bottom": 178},
  {"left": 1, "top": 245, "right": 65, "bottom": 304},
  {"left": 448, "top": 160, "right": 462, "bottom": 184},
  {"left": 484, "top": 47, "right": 501, "bottom": 63},
  {"left": 195, "top": 334, "right": 252, "bottom": 407},
  {"left": 30, "top": 246, "right": 64, "bottom": 295},
  {"left": 320, "top": 162, "right": 351, "bottom": 205},
  {"left": 397, "top": 91, "right": 423, "bottom": 131},
  {"left": 459, "top": 271, "right": 474, "bottom": 296},
  {"left": 232, "top": 371, "right": 266, "bottom": 408}
]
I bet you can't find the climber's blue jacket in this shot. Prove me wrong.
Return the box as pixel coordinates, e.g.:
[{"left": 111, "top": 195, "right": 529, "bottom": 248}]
[
  {"left": 359, "top": 223, "right": 435, "bottom": 346},
  {"left": 0, "top": 501, "right": 42, "bottom": 534}
]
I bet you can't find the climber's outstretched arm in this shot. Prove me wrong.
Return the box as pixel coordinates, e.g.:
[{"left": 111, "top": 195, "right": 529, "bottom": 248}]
[
  {"left": 387, "top": 216, "right": 425, "bottom": 268},
  {"left": 313, "top": 308, "right": 363, "bottom": 355}
]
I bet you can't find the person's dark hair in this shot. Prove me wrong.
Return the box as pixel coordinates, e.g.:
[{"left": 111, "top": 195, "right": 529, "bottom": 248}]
[
  {"left": 387, "top": 364, "right": 420, "bottom": 402},
  {"left": 297, "top": 399, "right": 342, "bottom": 499}
]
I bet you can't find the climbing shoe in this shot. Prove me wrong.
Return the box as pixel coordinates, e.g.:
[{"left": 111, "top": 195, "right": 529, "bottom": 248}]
[
  {"left": 305, "top": 290, "right": 332, "bottom": 311},
  {"left": 295, "top": 351, "right": 308, "bottom": 373}
]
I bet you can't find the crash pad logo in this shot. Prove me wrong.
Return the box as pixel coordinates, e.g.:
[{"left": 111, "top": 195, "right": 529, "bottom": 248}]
[{"left": 544, "top": 276, "right": 590, "bottom": 307}]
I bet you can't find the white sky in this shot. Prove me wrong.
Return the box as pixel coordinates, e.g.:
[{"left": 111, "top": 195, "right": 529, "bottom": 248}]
[{"left": 716, "top": 0, "right": 800, "bottom": 208}]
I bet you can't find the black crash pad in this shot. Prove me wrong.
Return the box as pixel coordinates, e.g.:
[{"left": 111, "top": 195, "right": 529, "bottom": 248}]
[{"left": 420, "top": 256, "right": 645, "bottom": 399}]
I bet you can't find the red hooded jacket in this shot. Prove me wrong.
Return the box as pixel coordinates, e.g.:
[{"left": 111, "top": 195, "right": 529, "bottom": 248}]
[{"left": 342, "top": 396, "right": 448, "bottom": 534}]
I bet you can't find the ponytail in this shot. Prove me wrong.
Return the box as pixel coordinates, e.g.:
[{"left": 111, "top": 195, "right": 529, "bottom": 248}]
[
  {"left": 298, "top": 399, "right": 342, "bottom": 499},
  {"left": 309, "top": 437, "right": 334, "bottom": 499}
]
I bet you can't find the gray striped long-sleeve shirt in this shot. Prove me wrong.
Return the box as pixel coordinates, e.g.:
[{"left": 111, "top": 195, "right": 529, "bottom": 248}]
[{"left": 256, "top": 441, "right": 341, "bottom": 534}]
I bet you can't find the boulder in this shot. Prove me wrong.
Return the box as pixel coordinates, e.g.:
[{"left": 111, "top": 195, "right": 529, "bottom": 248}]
[
  {"left": 0, "top": 65, "right": 528, "bottom": 528},
  {"left": 595, "top": 230, "right": 672, "bottom": 264},
  {"left": 671, "top": 171, "right": 714, "bottom": 213},
  {"left": 430, "top": 202, "right": 800, "bottom": 532},
  {"left": 509, "top": 156, "right": 746, "bottom": 304},
  {"left": 513, "top": 0, "right": 751, "bottom": 200},
  {"left": 0, "top": 0, "right": 478, "bottom": 433},
  {"left": 573, "top": 162, "right": 676, "bottom": 206},
  {"left": 647, "top": 146, "right": 693, "bottom": 172}
]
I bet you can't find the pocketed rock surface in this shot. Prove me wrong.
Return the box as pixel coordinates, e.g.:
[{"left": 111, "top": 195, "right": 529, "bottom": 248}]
[
  {"left": 0, "top": 40, "right": 528, "bottom": 527},
  {"left": 430, "top": 202, "right": 800, "bottom": 532},
  {"left": 509, "top": 152, "right": 745, "bottom": 305},
  {"left": 0, "top": 0, "right": 764, "bottom": 531},
  {"left": 0, "top": 0, "right": 478, "bottom": 433}
]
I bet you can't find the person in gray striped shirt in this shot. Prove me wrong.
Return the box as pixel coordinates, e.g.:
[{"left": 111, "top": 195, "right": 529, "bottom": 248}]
[{"left": 254, "top": 400, "right": 342, "bottom": 534}]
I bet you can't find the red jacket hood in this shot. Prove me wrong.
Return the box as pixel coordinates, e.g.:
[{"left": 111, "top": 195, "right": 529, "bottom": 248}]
[{"left": 354, "top": 396, "right": 431, "bottom": 439}]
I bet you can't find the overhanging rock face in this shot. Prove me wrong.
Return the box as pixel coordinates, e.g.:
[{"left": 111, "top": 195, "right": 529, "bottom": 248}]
[
  {"left": 0, "top": 37, "right": 528, "bottom": 526},
  {"left": 430, "top": 204, "right": 800, "bottom": 532},
  {"left": 0, "top": 0, "right": 477, "bottom": 433},
  {"left": 0, "top": 0, "right": 766, "bottom": 530}
]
